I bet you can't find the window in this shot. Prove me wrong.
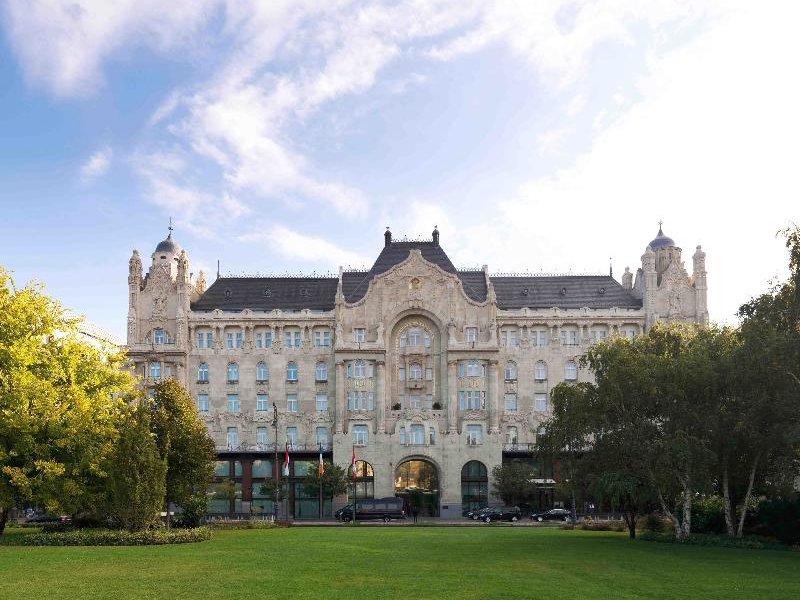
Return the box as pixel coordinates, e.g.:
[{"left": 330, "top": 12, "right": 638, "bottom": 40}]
[
  {"left": 458, "top": 390, "right": 485, "bottom": 411},
  {"left": 535, "top": 393, "right": 548, "bottom": 412},
  {"left": 316, "top": 393, "right": 328, "bottom": 412},
  {"left": 501, "top": 328, "right": 518, "bottom": 347},
  {"left": 465, "top": 327, "right": 478, "bottom": 343},
  {"left": 353, "top": 328, "right": 366, "bottom": 343},
  {"left": 149, "top": 361, "right": 161, "bottom": 378},
  {"left": 591, "top": 329, "right": 608, "bottom": 343},
  {"left": 461, "top": 360, "right": 483, "bottom": 377},
  {"left": 197, "top": 331, "right": 213, "bottom": 349},
  {"left": 429, "top": 426, "right": 436, "bottom": 445},
  {"left": 197, "top": 362, "right": 209, "bottom": 382},
  {"left": 407, "top": 327, "right": 422, "bottom": 346},
  {"left": 621, "top": 327, "right": 637, "bottom": 340},
  {"left": 560, "top": 327, "right": 578, "bottom": 346},
  {"left": 227, "top": 362, "right": 239, "bottom": 383},
  {"left": 256, "top": 427, "right": 268, "bottom": 447},
  {"left": 466, "top": 425, "right": 482, "bottom": 445},
  {"left": 153, "top": 328, "right": 165, "bottom": 345},
  {"left": 226, "top": 331, "right": 244, "bottom": 349},
  {"left": 227, "top": 427, "right": 239, "bottom": 448},
  {"left": 425, "top": 395, "right": 433, "bottom": 410},
  {"left": 256, "top": 361, "right": 268, "bottom": 382},
  {"left": 535, "top": 360, "right": 548, "bottom": 381},
  {"left": 425, "top": 367, "right": 433, "bottom": 381},
  {"left": 348, "top": 359, "right": 371, "bottom": 378},
  {"left": 314, "top": 330, "right": 331, "bottom": 347},
  {"left": 352, "top": 424, "right": 368, "bottom": 446},
  {"left": 531, "top": 328, "right": 549, "bottom": 347},
  {"left": 504, "top": 361, "right": 517, "bottom": 381},
  {"left": 287, "top": 394, "right": 298, "bottom": 413},
  {"left": 256, "top": 331, "right": 273, "bottom": 349},
  {"left": 287, "top": 361, "right": 298, "bottom": 381},
  {"left": 347, "top": 391, "right": 374, "bottom": 411},
  {"left": 504, "top": 393, "right": 518, "bottom": 412},
  {"left": 399, "top": 426, "right": 406, "bottom": 445},
  {"left": 227, "top": 394, "right": 240, "bottom": 412},
  {"left": 286, "top": 427, "right": 298, "bottom": 448},
  {"left": 285, "top": 329, "right": 302, "bottom": 348},
  {"left": 196, "top": 394, "right": 209, "bottom": 412},
  {"left": 506, "top": 426, "right": 518, "bottom": 446},
  {"left": 409, "top": 424, "right": 425, "bottom": 445},
  {"left": 315, "top": 362, "right": 328, "bottom": 381},
  {"left": 408, "top": 395, "right": 421, "bottom": 409},
  {"left": 398, "top": 367, "right": 406, "bottom": 381},
  {"left": 409, "top": 363, "right": 422, "bottom": 380},
  {"left": 316, "top": 427, "right": 329, "bottom": 447},
  {"left": 256, "top": 394, "right": 269, "bottom": 412},
  {"left": 565, "top": 360, "right": 578, "bottom": 381}
]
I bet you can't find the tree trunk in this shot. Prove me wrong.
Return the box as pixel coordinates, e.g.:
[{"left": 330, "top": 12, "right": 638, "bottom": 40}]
[
  {"left": 624, "top": 509, "right": 637, "bottom": 539},
  {"left": 0, "top": 507, "right": 9, "bottom": 536},
  {"left": 722, "top": 461, "right": 735, "bottom": 537},
  {"left": 736, "top": 454, "right": 759, "bottom": 538},
  {"left": 657, "top": 488, "right": 681, "bottom": 538},
  {"left": 166, "top": 498, "right": 171, "bottom": 530},
  {"left": 680, "top": 485, "right": 692, "bottom": 539}
]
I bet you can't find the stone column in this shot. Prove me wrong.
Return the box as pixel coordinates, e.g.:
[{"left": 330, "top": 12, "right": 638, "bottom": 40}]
[
  {"left": 447, "top": 360, "right": 458, "bottom": 433},
  {"left": 376, "top": 360, "right": 386, "bottom": 434},
  {"left": 488, "top": 360, "right": 499, "bottom": 434},
  {"left": 335, "top": 361, "right": 346, "bottom": 434}
]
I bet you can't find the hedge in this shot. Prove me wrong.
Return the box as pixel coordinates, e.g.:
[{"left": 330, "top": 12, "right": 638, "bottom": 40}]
[
  {"left": 15, "top": 527, "right": 211, "bottom": 546},
  {"left": 638, "top": 531, "right": 797, "bottom": 551}
]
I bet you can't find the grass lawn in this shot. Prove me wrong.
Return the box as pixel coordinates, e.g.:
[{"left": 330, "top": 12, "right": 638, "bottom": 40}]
[{"left": 0, "top": 526, "right": 797, "bottom": 600}]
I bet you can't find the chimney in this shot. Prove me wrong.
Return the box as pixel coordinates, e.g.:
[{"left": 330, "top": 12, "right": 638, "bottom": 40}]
[
  {"left": 384, "top": 227, "right": 392, "bottom": 247},
  {"left": 432, "top": 225, "right": 439, "bottom": 246}
]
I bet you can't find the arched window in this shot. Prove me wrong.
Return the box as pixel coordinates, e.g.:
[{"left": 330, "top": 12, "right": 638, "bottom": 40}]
[
  {"left": 409, "top": 363, "right": 423, "bottom": 380},
  {"left": 565, "top": 360, "right": 578, "bottom": 381},
  {"left": 256, "top": 361, "right": 268, "bottom": 382},
  {"left": 351, "top": 460, "right": 375, "bottom": 499},
  {"left": 461, "top": 461, "right": 488, "bottom": 516},
  {"left": 316, "top": 362, "right": 328, "bottom": 381},
  {"left": 287, "top": 361, "right": 298, "bottom": 382},
  {"left": 197, "top": 362, "right": 209, "bottom": 382},
  {"left": 352, "top": 359, "right": 366, "bottom": 378},
  {"left": 227, "top": 362, "right": 239, "bottom": 383},
  {"left": 535, "top": 360, "right": 548, "bottom": 381},
  {"left": 463, "top": 360, "right": 483, "bottom": 377},
  {"left": 504, "top": 361, "right": 517, "bottom": 381}
]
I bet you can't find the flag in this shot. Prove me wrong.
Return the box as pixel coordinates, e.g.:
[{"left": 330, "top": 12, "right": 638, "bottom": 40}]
[
  {"left": 351, "top": 446, "right": 357, "bottom": 479},
  {"left": 318, "top": 446, "right": 325, "bottom": 476},
  {"left": 283, "top": 443, "right": 290, "bottom": 477}
]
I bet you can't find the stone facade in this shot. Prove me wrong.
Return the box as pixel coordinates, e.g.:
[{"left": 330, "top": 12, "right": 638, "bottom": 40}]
[{"left": 126, "top": 225, "right": 708, "bottom": 518}]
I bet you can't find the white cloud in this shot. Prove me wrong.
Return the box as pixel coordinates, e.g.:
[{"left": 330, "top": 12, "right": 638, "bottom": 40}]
[
  {"left": 79, "top": 146, "right": 112, "bottom": 180},
  {"left": 240, "top": 226, "right": 363, "bottom": 269},
  {"left": 447, "top": 2, "right": 800, "bottom": 323}
]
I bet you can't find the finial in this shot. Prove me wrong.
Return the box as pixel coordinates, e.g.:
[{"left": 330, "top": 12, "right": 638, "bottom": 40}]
[
  {"left": 658, "top": 220, "right": 663, "bottom": 235},
  {"left": 217, "top": 259, "right": 220, "bottom": 279},
  {"left": 609, "top": 257, "right": 613, "bottom": 278},
  {"left": 168, "top": 216, "right": 174, "bottom": 236}
]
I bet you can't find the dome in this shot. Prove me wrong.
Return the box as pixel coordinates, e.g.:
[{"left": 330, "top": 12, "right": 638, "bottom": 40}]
[
  {"left": 155, "top": 231, "right": 181, "bottom": 255},
  {"left": 648, "top": 225, "right": 675, "bottom": 249}
]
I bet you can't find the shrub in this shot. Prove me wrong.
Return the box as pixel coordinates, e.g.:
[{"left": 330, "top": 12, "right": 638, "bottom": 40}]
[
  {"left": 176, "top": 494, "right": 208, "bottom": 528},
  {"left": 692, "top": 496, "right": 726, "bottom": 534},
  {"left": 638, "top": 531, "right": 795, "bottom": 551},
  {"left": 637, "top": 512, "right": 673, "bottom": 533},
  {"left": 579, "top": 520, "right": 625, "bottom": 532},
  {"left": 15, "top": 527, "right": 211, "bottom": 546},
  {"left": 208, "top": 519, "right": 281, "bottom": 530},
  {"left": 756, "top": 496, "right": 800, "bottom": 545}
]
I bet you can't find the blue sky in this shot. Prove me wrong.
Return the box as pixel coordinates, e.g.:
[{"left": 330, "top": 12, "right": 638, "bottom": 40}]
[{"left": 1, "top": 1, "right": 798, "bottom": 341}]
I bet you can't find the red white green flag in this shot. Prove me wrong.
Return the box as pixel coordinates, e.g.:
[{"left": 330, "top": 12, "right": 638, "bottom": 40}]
[
  {"left": 283, "top": 444, "right": 290, "bottom": 477},
  {"left": 351, "top": 446, "right": 357, "bottom": 479},
  {"left": 318, "top": 447, "right": 325, "bottom": 476}
]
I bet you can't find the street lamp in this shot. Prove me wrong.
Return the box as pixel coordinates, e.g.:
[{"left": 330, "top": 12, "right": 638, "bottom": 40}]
[{"left": 272, "top": 402, "right": 280, "bottom": 522}]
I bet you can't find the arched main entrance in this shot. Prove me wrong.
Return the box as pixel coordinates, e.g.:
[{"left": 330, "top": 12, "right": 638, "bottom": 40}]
[{"left": 394, "top": 459, "right": 439, "bottom": 517}]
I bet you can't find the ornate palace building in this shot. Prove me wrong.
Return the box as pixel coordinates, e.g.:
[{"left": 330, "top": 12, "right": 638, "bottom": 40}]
[{"left": 126, "top": 225, "right": 708, "bottom": 518}]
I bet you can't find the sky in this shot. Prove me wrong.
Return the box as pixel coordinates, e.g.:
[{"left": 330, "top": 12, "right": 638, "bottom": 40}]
[{"left": 0, "top": 0, "right": 798, "bottom": 343}]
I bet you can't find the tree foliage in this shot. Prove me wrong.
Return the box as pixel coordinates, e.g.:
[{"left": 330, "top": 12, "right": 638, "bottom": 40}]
[
  {"left": 491, "top": 462, "right": 534, "bottom": 506},
  {"left": 149, "top": 379, "right": 216, "bottom": 522},
  {"left": 0, "top": 267, "right": 135, "bottom": 534},
  {"left": 107, "top": 405, "right": 167, "bottom": 531},
  {"left": 302, "top": 461, "right": 349, "bottom": 499}
]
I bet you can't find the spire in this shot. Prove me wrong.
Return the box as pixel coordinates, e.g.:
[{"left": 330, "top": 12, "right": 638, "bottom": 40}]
[
  {"left": 384, "top": 226, "right": 392, "bottom": 247},
  {"left": 168, "top": 216, "right": 174, "bottom": 236},
  {"left": 432, "top": 225, "right": 439, "bottom": 246},
  {"left": 657, "top": 219, "right": 663, "bottom": 236},
  {"left": 609, "top": 257, "right": 613, "bottom": 278}
]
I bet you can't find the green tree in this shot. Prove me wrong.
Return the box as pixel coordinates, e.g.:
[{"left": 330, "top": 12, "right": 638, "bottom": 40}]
[
  {"left": 107, "top": 404, "right": 167, "bottom": 531},
  {"left": 302, "top": 461, "right": 349, "bottom": 500},
  {"left": 0, "top": 267, "right": 135, "bottom": 534},
  {"left": 149, "top": 379, "right": 216, "bottom": 527},
  {"left": 491, "top": 462, "right": 534, "bottom": 507}
]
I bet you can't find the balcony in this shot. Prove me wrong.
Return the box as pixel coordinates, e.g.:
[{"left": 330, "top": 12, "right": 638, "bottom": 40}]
[
  {"left": 503, "top": 443, "right": 537, "bottom": 453},
  {"left": 217, "top": 442, "right": 332, "bottom": 454},
  {"left": 406, "top": 379, "right": 424, "bottom": 390}
]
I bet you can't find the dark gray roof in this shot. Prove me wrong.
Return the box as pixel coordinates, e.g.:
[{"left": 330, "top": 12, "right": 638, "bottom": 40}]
[
  {"left": 191, "top": 277, "right": 338, "bottom": 312},
  {"left": 155, "top": 233, "right": 181, "bottom": 255},
  {"left": 648, "top": 226, "right": 675, "bottom": 250},
  {"left": 491, "top": 275, "right": 642, "bottom": 310}
]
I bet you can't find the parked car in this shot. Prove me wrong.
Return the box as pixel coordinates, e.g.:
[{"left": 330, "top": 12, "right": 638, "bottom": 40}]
[
  {"left": 25, "top": 514, "right": 70, "bottom": 524},
  {"left": 337, "top": 497, "right": 406, "bottom": 522},
  {"left": 482, "top": 506, "right": 522, "bottom": 523},
  {"left": 530, "top": 508, "right": 572, "bottom": 522},
  {"left": 465, "top": 506, "right": 495, "bottom": 520}
]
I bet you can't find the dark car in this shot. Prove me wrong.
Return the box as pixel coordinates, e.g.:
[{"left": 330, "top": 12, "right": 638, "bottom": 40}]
[
  {"left": 482, "top": 506, "right": 522, "bottom": 523},
  {"left": 25, "top": 514, "right": 70, "bottom": 524},
  {"left": 530, "top": 508, "right": 572, "bottom": 522},
  {"left": 465, "top": 506, "right": 494, "bottom": 520},
  {"left": 336, "top": 497, "right": 406, "bottom": 522}
]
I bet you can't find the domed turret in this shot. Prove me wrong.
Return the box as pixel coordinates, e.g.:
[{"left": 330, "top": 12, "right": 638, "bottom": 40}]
[
  {"left": 155, "top": 231, "right": 181, "bottom": 255},
  {"left": 648, "top": 224, "right": 675, "bottom": 250}
]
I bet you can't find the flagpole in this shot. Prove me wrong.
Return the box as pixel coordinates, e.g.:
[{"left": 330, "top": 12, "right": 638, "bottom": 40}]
[
  {"left": 352, "top": 444, "right": 357, "bottom": 526},
  {"left": 318, "top": 443, "right": 323, "bottom": 521}
]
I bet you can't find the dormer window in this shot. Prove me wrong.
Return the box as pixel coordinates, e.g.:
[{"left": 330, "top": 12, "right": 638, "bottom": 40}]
[{"left": 153, "top": 329, "right": 165, "bottom": 345}]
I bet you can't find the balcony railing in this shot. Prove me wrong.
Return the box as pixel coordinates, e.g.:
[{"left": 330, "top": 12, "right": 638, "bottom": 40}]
[
  {"left": 503, "top": 443, "right": 537, "bottom": 452},
  {"left": 218, "top": 442, "right": 332, "bottom": 453}
]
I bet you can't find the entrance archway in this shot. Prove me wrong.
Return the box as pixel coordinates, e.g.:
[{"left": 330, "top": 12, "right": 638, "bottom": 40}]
[{"left": 394, "top": 459, "right": 439, "bottom": 517}]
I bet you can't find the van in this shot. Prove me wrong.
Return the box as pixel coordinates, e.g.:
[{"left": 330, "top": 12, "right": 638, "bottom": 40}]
[{"left": 337, "top": 497, "right": 406, "bottom": 522}]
